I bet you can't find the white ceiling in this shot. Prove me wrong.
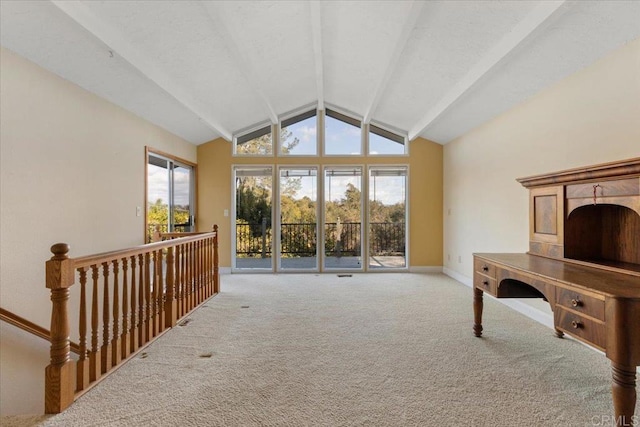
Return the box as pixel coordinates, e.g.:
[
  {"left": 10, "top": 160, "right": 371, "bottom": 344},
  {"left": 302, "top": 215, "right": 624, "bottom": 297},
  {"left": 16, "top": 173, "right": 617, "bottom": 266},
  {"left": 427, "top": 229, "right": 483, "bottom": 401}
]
[{"left": 1, "top": 1, "right": 639, "bottom": 145}]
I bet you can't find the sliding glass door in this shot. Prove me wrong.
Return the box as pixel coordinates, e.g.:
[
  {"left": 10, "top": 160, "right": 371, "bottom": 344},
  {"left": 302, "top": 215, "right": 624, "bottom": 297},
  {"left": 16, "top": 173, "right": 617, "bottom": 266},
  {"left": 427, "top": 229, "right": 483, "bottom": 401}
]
[
  {"left": 324, "top": 166, "right": 363, "bottom": 270},
  {"left": 368, "top": 166, "right": 407, "bottom": 269},
  {"left": 146, "top": 151, "right": 195, "bottom": 242}
]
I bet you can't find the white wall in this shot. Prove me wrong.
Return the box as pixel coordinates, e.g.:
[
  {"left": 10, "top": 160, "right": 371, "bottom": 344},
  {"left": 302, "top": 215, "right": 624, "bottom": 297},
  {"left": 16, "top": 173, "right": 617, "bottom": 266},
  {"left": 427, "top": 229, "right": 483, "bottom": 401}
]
[
  {"left": 0, "top": 47, "right": 197, "bottom": 415},
  {"left": 443, "top": 37, "right": 640, "bottom": 280}
]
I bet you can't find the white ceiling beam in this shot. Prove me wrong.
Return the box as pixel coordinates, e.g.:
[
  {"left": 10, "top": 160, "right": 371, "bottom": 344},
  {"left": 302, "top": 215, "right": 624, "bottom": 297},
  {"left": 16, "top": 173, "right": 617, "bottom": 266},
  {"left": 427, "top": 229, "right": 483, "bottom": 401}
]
[
  {"left": 200, "top": 2, "right": 279, "bottom": 125},
  {"left": 50, "top": 0, "right": 233, "bottom": 141},
  {"left": 309, "top": 0, "right": 324, "bottom": 111},
  {"left": 363, "top": 0, "right": 425, "bottom": 124},
  {"left": 409, "top": 0, "right": 568, "bottom": 141}
]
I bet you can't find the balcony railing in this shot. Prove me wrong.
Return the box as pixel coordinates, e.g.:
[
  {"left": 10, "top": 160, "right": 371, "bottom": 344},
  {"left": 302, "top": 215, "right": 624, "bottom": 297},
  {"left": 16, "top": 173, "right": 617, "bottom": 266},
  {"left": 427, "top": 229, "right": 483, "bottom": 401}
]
[
  {"left": 44, "top": 227, "right": 219, "bottom": 413},
  {"left": 236, "top": 222, "right": 404, "bottom": 257}
]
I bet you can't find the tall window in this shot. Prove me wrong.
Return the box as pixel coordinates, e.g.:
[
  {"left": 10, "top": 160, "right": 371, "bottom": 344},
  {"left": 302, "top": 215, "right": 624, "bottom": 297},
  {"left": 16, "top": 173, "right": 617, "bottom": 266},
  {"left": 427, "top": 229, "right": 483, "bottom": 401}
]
[
  {"left": 324, "top": 109, "right": 362, "bottom": 155},
  {"left": 368, "top": 124, "right": 406, "bottom": 155},
  {"left": 369, "top": 166, "right": 407, "bottom": 269},
  {"left": 146, "top": 149, "right": 196, "bottom": 242},
  {"left": 234, "top": 125, "right": 272, "bottom": 156},
  {"left": 280, "top": 110, "right": 317, "bottom": 156},
  {"left": 233, "top": 166, "right": 273, "bottom": 270},
  {"left": 324, "top": 166, "right": 363, "bottom": 270}
]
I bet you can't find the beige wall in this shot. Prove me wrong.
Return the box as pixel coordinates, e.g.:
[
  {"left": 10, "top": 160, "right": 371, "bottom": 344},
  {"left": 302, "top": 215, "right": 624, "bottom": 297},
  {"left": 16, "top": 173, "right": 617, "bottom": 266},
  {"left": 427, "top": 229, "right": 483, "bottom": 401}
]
[
  {"left": 0, "top": 47, "right": 196, "bottom": 415},
  {"left": 443, "top": 37, "right": 640, "bottom": 280},
  {"left": 197, "top": 136, "right": 443, "bottom": 269}
]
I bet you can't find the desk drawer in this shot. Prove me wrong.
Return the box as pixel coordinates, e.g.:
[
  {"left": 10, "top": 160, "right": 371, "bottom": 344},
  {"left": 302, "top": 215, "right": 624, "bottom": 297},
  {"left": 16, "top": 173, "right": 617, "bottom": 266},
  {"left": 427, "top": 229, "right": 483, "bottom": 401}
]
[
  {"left": 556, "top": 287, "right": 605, "bottom": 321},
  {"left": 474, "top": 258, "right": 496, "bottom": 278},
  {"left": 555, "top": 307, "right": 606, "bottom": 350},
  {"left": 474, "top": 274, "right": 497, "bottom": 296}
]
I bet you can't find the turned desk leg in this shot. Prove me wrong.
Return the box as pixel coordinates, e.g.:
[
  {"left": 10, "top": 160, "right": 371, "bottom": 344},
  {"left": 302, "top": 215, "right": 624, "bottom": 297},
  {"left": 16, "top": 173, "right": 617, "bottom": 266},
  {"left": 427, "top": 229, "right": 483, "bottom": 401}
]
[
  {"left": 611, "top": 363, "right": 637, "bottom": 427},
  {"left": 473, "top": 287, "right": 483, "bottom": 337}
]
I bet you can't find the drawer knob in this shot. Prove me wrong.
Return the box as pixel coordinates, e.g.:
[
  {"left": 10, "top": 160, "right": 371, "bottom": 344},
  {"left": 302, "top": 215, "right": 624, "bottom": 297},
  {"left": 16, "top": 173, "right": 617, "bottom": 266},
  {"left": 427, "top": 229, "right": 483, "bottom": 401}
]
[
  {"left": 571, "top": 298, "right": 582, "bottom": 307},
  {"left": 571, "top": 320, "right": 583, "bottom": 329},
  {"left": 482, "top": 281, "right": 489, "bottom": 287},
  {"left": 482, "top": 265, "right": 489, "bottom": 272}
]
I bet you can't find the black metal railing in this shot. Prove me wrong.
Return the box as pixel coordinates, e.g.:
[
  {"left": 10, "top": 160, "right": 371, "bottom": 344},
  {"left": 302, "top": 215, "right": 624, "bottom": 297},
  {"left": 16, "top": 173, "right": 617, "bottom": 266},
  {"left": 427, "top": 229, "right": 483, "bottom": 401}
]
[
  {"left": 369, "top": 222, "right": 405, "bottom": 256},
  {"left": 235, "top": 222, "right": 404, "bottom": 258}
]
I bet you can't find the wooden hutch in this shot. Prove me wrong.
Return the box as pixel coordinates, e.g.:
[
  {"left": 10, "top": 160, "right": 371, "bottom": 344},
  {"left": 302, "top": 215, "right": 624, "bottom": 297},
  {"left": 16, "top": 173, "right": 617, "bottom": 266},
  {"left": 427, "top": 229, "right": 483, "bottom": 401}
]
[{"left": 473, "top": 157, "right": 640, "bottom": 426}]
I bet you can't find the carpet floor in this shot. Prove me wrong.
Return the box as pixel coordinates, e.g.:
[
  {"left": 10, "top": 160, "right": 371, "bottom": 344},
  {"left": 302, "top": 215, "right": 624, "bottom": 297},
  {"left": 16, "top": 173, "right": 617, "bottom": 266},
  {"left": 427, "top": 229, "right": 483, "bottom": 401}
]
[{"left": 3, "top": 273, "right": 632, "bottom": 426}]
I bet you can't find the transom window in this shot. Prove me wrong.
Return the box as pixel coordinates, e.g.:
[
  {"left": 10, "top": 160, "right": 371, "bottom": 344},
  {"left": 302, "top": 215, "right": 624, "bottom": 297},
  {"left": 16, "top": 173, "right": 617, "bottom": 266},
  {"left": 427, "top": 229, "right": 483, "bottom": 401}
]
[
  {"left": 233, "top": 106, "right": 406, "bottom": 157},
  {"left": 369, "top": 124, "right": 406, "bottom": 155},
  {"left": 234, "top": 124, "right": 272, "bottom": 156},
  {"left": 280, "top": 110, "right": 317, "bottom": 156},
  {"left": 324, "top": 109, "right": 362, "bottom": 156}
]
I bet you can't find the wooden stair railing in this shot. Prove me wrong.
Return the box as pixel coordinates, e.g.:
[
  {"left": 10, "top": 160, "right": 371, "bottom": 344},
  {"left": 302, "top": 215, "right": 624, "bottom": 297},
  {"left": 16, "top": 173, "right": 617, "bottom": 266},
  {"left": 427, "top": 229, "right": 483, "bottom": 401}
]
[
  {"left": 44, "top": 225, "right": 219, "bottom": 414},
  {"left": 0, "top": 308, "right": 80, "bottom": 355}
]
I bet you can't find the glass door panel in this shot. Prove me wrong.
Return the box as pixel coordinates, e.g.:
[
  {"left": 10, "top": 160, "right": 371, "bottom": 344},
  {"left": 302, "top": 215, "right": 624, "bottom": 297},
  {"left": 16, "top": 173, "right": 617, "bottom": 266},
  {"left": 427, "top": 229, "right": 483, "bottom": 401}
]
[
  {"left": 324, "top": 167, "right": 363, "bottom": 270},
  {"left": 172, "top": 164, "right": 193, "bottom": 232},
  {"left": 368, "top": 166, "right": 407, "bottom": 269},
  {"left": 234, "top": 167, "right": 273, "bottom": 270},
  {"left": 279, "top": 167, "right": 318, "bottom": 270}
]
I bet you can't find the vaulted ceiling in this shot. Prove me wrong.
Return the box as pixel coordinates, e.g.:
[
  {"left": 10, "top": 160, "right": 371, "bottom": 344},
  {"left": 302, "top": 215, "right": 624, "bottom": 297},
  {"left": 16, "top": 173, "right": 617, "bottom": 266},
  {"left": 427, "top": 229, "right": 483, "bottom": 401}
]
[{"left": 1, "top": 1, "right": 639, "bottom": 145}]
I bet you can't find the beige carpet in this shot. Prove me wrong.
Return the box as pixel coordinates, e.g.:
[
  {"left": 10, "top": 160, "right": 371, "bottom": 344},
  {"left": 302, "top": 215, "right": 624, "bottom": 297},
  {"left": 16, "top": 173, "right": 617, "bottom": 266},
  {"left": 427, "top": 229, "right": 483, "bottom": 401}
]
[{"left": 3, "top": 273, "right": 630, "bottom": 426}]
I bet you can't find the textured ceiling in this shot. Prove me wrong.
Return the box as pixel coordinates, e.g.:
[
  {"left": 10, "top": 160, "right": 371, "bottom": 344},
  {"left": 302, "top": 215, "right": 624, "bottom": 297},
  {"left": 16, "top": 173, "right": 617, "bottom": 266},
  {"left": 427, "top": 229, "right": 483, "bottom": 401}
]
[{"left": 1, "top": 1, "right": 639, "bottom": 145}]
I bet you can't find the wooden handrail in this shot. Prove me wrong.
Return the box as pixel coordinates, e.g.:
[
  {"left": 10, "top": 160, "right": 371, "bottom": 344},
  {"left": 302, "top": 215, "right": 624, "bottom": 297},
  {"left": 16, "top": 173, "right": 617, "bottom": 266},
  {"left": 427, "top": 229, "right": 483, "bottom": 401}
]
[
  {"left": 0, "top": 307, "right": 80, "bottom": 354},
  {"left": 73, "top": 231, "right": 216, "bottom": 269},
  {"left": 44, "top": 225, "right": 219, "bottom": 414}
]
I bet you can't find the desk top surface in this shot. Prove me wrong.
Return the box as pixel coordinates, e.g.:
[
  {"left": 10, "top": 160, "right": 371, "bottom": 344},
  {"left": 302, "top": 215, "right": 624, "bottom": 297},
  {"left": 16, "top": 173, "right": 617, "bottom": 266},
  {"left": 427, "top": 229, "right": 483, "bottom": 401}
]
[{"left": 474, "top": 253, "right": 640, "bottom": 299}]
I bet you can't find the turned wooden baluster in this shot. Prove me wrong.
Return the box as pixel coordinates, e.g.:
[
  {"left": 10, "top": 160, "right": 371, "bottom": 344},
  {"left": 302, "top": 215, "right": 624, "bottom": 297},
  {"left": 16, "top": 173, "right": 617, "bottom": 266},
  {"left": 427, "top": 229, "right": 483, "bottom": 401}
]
[
  {"left": 205, "top": 236, "right": 211, "bottom": 297},
  {"left": 176, "top": 244, "right": 184, "bottom": 318},
  {"left": 165, "top": 246, "right": 177, "bottom": 328},
  {"left": 156, "top": 249, "right": 165, "bottom": 333},
  {"left": 45, "top": 243, "right": 75, "bottom": 414},
  {"left": 185, "top": 242, "right": 192, "bottom": 312},
  {"left": 137, "top": 253, "right": 145, "bottom": 346},
  {"left": 89, "top": 265, "right": 100, "bottom": 382},
  {"left": 195, "top": 240, "right": 201, "bottom": 305},
  {"left": 100, "top": 262, "right": 111, "bottom": 374},
  {"left": 144, "top": 252, "right": 152, "bottom": 342},
  {"left": 111, "top": 259, "right": 121, "bottom": 366},
  {"left": 76, "top": 267, "right": 89, "bottom": 391},
  {"left": 129, "top": 255, "right": 138, "bottom": 353},
  {"left": 182, "top": 243, "right": 188, "bottom": 315},
  {"left": 121, "top": 257, "right": 130, "bottom": 359},
  {"left": 191, "top": 241, "right": 197, "bottom": 309}
]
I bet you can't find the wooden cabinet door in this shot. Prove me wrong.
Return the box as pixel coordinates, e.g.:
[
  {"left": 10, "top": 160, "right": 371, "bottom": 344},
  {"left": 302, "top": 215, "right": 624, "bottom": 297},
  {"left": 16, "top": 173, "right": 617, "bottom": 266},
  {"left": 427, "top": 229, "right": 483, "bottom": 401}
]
[{"left": 529, "top": 185, "right": 564, "bottom": 258}]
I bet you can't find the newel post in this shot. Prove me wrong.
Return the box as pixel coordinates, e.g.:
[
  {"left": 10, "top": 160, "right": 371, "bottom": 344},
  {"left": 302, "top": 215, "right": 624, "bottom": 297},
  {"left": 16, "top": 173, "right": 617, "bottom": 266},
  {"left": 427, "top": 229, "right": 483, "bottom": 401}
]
[
  {"left": 45, "top": 243, "right": 76, "bottom": 413},
  {"left": 213, "top": 225, "right": 220, "bottom": 294}
]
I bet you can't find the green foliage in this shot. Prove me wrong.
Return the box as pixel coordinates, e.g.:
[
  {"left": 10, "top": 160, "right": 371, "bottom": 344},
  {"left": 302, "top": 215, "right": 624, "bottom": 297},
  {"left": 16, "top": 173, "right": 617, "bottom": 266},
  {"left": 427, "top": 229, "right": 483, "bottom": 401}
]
[
  {"left": 236, "top": 179, "right": 271, "bottom": 237},
  {"left": 147, "top": 199, "right": 190, "bottom": 228},
  {"left": 235, "top": 127, "right": 299, "bottom": 155}
]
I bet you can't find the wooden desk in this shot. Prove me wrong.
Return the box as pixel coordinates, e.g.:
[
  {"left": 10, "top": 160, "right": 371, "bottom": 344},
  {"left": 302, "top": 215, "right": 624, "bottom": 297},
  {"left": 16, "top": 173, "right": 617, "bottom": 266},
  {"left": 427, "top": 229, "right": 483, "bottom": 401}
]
[{"left": 473, "top": 253, "right": 640, "bottom": 426}]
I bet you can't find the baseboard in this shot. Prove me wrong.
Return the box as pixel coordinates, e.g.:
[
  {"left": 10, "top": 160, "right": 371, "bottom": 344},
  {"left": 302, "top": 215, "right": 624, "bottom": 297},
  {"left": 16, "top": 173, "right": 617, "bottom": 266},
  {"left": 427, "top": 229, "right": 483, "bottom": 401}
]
[
  {"left": 409, "top": 266, "right": 443, "bottom": 273},
  {"left": 219, "top": 267, "right": 232, "bottom": 275},
  {"left": 442, "top": 267, "right": 471, "bottom": 286},
  {"left": 443, "top": 267, "right": 554, "bottom": 329}
]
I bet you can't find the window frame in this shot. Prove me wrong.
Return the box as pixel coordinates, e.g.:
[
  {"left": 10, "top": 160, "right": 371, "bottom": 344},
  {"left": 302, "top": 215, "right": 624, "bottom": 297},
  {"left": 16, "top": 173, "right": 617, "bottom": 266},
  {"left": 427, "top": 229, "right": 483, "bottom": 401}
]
[
  {"left": 233, "top": 122, "right": 274, "bottom": 157},
  {"left": 145, "top": 147, "right": 197, "bottom": 242},
  {"left": 367, "top": 164, "right": 410, "bottom": 270},
  {"left": 367, "top": 122, "right": 409, "bottom": 157}
]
